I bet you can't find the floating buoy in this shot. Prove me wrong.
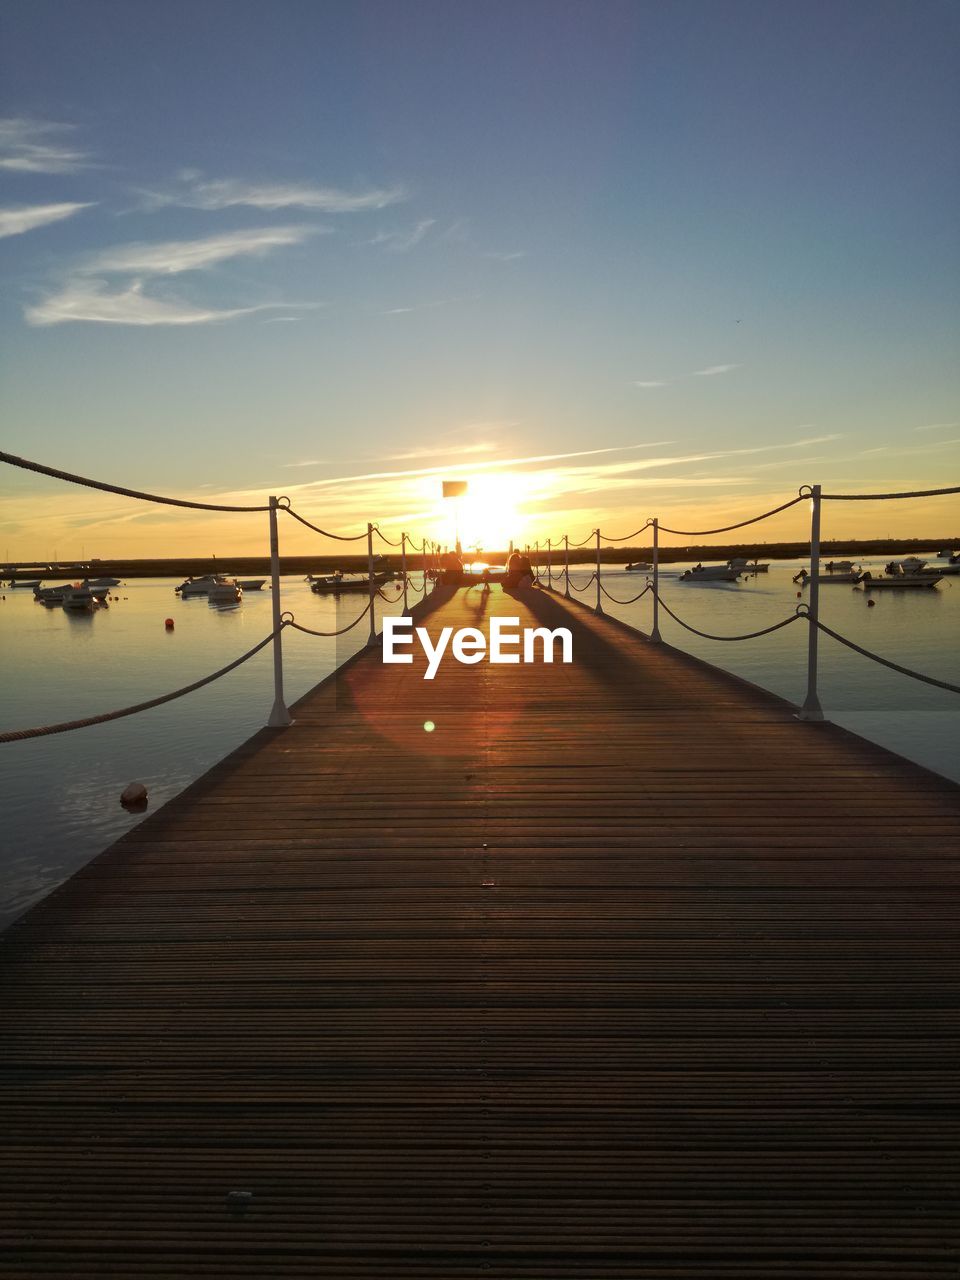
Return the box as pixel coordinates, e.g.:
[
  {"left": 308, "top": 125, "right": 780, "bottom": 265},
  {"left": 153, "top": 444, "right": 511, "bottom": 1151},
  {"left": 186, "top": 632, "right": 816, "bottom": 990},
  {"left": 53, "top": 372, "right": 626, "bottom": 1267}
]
[
  {"left": 120, "top": 782, "right": 148, "bottom": 808},
  {"left": 867, "top": 599, "right": 876, "bottom": 607},
  {"left": 165, "top": 617, "right": 175, "bottom": 629}
]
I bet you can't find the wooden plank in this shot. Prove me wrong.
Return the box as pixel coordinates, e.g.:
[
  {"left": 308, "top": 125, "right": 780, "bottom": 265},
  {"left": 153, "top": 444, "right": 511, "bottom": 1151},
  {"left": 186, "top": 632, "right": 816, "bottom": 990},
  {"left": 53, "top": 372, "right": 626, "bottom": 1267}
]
[{"left": 1, "top": 582, "right": 958, "bottom": 1276}]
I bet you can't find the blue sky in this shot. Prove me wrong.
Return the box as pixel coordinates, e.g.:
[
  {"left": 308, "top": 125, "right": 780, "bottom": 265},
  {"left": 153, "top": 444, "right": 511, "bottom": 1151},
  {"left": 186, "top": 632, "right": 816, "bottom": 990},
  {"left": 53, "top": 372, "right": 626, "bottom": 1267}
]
[{"left": 1, "top": 0, "right": 958, "bottom": 555}]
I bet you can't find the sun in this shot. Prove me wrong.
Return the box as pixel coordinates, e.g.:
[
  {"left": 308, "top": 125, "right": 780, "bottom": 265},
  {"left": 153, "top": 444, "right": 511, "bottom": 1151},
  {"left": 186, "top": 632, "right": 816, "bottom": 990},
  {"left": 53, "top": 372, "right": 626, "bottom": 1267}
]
[{"left": 449, "top": 472, "right": 528, "bottom": 551}]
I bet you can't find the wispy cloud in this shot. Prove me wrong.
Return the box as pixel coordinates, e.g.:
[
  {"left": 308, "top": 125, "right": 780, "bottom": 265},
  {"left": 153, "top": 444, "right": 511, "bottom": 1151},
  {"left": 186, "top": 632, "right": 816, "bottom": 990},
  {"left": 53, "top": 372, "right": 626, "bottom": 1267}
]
[
  {"left": 914, "top": 422, "right": 958, "bottom": 432},
  {"left": 283, "top": 459, "right": 327, "bottom": 468},
  {"left": 0, "top": 202, "right": 93, "bottom": 239},
  {"left": 0, "top": 117, "right": 92, "bottom": 173},
  {"left": 693, "top": 363, "right": 740, "bottom": 377},
  {"left": 24, "top": 279, "right": 305, "bottom": 327},
  {"left": 482, "top": 249, "right": 525, "bottom": 262},
  {"left": 27, "top": 226, "right": 320, "bottom": 327},
  {"left": 78, "top": 226, "right": 318, "bottom": 276},
  {"left": 633, "top": 380, "right": 665, "bottom": 389},
  {"left": 368, "top": 218, "right": 435, "bottom": 252},
  {"left": 142, "top": 173, "right": 407, "bottom": 213}
]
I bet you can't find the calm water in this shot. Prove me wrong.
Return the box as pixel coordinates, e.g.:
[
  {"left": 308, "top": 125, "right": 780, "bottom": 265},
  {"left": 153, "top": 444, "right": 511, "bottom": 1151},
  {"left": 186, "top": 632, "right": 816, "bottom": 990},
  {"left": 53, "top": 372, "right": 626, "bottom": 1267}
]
[{"left": 1, "top": 559, "right": 958, "bottom": 928}]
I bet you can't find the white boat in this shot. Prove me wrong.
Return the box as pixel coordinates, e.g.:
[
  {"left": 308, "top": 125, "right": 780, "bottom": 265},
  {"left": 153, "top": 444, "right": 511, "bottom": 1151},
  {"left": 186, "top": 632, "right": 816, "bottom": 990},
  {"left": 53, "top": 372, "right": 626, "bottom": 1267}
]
[
  {"left": 35, "top": 580, "right": 111, "bottom": 604},
  {"left": 61, "top": 584, "right": 101, "bottom": 611},
  {"left": 937, "top": 549, "right": 955, "bottom": 559},
  {"left": 727, "top": 557, "right": 769, "bottom": 572},
  {"left": 235, "top": 579, "right": 265, "bottom": 591},
  {"left": 208, "top": 581, "right": 242, "bottom": 605},
  {"left": 176, "top": 574, "right": 232, "bottom": 598},
  {"left": 794, "top": 568, "right": 861, "bottom": 584},
  {"left": 625, "top": 562, "right": 652, "bottom": 572},
  {"left": 892, "top": 557, "right": 928, "bottom": 574},
  {"left": 86, "top": 576, "right": 121, "bottom": 587},
  {"left": 679, "top": 565, "right": 741, "bottom": 582},
  {"left": 824, "top": 560, "right": 855, "bottom": 572},
  {"left": 311, "top": 571, "right": 394, "bottom": 594},
  {"left": 858, "top": 572, "right": 942, "bottom": 591}
]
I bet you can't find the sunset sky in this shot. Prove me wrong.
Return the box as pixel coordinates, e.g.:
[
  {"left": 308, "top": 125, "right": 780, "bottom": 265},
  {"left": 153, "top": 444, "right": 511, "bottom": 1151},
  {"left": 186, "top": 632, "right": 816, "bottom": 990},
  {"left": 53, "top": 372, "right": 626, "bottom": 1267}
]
[{"left": 1, "top": 0, "right": 958, "bottom": 558}]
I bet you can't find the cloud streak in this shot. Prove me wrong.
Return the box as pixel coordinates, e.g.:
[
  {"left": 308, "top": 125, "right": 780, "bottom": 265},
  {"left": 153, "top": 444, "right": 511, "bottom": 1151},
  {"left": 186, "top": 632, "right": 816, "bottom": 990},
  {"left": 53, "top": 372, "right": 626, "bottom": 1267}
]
[
  {"left": 143, "top": 173, "right": 407, "bottom": 213},
  {"left": 693, "top": 363, "right": 739, "bottom": 377},
  {"left": 24, "top": 279, "right": 307, "bottom": 327},
  {"left": 0, "top": 202, "right": 93, "bottom": 239},
  {"left": 0, "top": 117, "right": 92, "bottom": 173},
  {"left": 78, "top": 225, "right": 318, "bottom": 276},
  {"left": 368, "top": 218, "right": 435, "bottom": 252}
]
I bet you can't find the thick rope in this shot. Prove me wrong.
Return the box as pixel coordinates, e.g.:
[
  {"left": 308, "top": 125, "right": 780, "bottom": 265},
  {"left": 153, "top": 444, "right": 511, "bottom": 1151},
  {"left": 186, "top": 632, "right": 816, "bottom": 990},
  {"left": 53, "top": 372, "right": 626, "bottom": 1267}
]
[
  {"left": 372, "top": 526, "right": 403, "bottom": 548},
  {"left": 0, "top": 449, "right": 270, "bottom": 512},
  {"left": 822, "top": 485, "right": 960, "bottom": 501},
  {"left": 567, "top": 531, "right": 597, "bottom": 548},
  {"left": 599, "top": 581, "right": 652, "bottom": 605},
  {"left": 655, "top": 593, "right": 803, "bottom": 642},
  {"left": 599, "top": 522, "right": 651, "bottom": 543},
  {"left": 377, "top": 585, "right": 405, "bottom": 602},
  {"left": 283, "top": 601, "right": 373, "bottom": 638},
  {"left": 656, "top": 495, "right": 804, "bottom": 536},
  {"left": 0, "top": 628, "right": 283, "bottom": 743},
  {"left": 815, "top": 621, "right": 960, "bottom": 693},
  {"left": 281, "top": 505, "right": 370, "bottom": 541},
  {"left": 568, "top": 573, "right": 597, "bottom": 593}
]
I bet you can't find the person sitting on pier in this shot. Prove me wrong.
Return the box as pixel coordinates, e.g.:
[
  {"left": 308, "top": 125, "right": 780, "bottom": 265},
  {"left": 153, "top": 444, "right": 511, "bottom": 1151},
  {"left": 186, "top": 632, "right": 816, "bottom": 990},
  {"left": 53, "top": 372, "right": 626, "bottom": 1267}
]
[
  {"left": 504, "top": 551, "right": 536, "bottom": 589},
  {"left": 439, "top": 549, "right": 464, "bottom": 585}
]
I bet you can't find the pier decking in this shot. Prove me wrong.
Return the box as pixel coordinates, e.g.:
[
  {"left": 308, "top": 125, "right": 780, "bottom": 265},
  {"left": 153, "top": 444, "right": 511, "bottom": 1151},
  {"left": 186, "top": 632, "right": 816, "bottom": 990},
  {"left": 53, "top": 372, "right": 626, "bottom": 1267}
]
[{"left": 2, "top": 584, "right": 959, "bottom": 1277}]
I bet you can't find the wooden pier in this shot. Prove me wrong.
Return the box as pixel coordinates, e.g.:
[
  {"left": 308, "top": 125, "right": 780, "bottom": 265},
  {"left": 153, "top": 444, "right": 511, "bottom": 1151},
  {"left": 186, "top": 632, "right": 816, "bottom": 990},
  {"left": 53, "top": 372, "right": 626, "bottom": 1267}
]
[{"left": 2, "top": 583, "right": 959, "bottom": 1277}]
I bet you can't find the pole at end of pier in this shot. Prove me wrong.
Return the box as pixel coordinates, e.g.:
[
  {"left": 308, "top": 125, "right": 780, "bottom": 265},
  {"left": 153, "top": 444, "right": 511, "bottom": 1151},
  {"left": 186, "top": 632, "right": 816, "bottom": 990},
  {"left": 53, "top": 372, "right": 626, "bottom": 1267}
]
[
  {"left": 546, "top": 537, "right": 552, "bottom": 587},
  {"left": 650, "top": 517, "right": 662, "bottom": 643},
  {"left": 267, "top": 496, "right": 292, "bottom": 727},
  {"left": 367, "top": 523, "right": 377, "bottom": 646},
  {"left": 564, "top": 534, "right": 570, "bottom": 598},
  {"left": 798, "top": 484, "right": 825, "bottom": 721},
  {"left": 595, "top": 529, "right": 603, "bottom": 615}
]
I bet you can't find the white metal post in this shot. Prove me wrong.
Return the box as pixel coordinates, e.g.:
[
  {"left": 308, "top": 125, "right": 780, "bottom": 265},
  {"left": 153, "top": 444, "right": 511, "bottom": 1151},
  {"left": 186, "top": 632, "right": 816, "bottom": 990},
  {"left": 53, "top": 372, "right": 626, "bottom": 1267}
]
[
  {"left": 534, "top": 540, "right": 540, "bottom": 584},
  {"left": 650, "top": 517, "right": 662, "bottom": 643},
  {"left": 799, "top": 484, "right": 825, "bottom": 721},
  {"left": 546, "top": 537, "right": 552, "bottom": 588},
  {"left": 267, "top": 496, "right": 292, "bottom": 727},
  {"left": 366, "top": 522, "right": 377, "bottom": 645},
  {"left": 595, "top": 529, "right": 603, "bottom": 614},
  {"left": 564, "top": 534, "right": 570, "bottom": 598},
  {"left": 401, "top": 532, "right": 408, "bottom": 615}
]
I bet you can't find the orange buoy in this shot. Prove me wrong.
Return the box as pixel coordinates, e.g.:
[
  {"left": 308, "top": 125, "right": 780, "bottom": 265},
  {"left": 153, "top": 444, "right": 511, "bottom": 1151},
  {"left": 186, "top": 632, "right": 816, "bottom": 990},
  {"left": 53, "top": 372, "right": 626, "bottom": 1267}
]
[{"left": 165, "top": 617, "right": 175, "bottom": 629}]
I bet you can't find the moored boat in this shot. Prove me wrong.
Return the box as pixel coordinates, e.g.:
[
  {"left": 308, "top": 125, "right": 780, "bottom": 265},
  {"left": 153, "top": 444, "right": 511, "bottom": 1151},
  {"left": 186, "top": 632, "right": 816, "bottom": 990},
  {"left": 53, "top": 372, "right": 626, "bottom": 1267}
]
[
  {"left": 679, "top": 564, "right": 741, "bottom": 582},
  {"left": 794, "top": 568, "right": 862, "bottom": 584},
  {"left": 728, "top": 557, "right": 769, "bottom": 572},
  {"left": 625, "top": 561, "right": 652, "bottom": 572},
  {"left": 208, "top": 581, "right": 243, "bottom": 605},
  {"left": 858, "top": 572, "right": 942, "bottom": 591},
  {"left": 235, "top": 579, "right": 265, "bottom": 591}
]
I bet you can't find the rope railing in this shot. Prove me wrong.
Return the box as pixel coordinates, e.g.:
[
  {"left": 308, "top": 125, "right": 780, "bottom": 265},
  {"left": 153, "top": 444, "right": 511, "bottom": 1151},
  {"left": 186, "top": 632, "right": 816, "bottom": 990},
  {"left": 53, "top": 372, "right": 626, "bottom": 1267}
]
[
  {"left": 281, "top": 504, "right": 370, "bottom": 541},
  {"left": 567, "top": 572, "right": 597, "bottom": 593},
  {"left": 0, "top": 627, "right": 283, "bottom": 743},
  {"left": 656, "top": 494, "right": 805, "bottom": 537},
  {"left": 0, "top": 449, "right": 271, "bottom": 512},
  {"left": 822, "top": 485, "right": 960, "bottom": 501},
  {"left": 815, "top": 620, "right": 960, "bottom": 694},
  {"left": 654, "top": 593, "right": 805, "bottom": 643},
  {"left": 599, "top": 581, "right": 652, "bottom": 606},
  {"left": 283, "top": 602, "right": 373, "bottom": 638},
  {"left": 372, "top": 526, "right": 404, "bottom": 548},
  {"left": 598, "top": 522, "right": 651, "bottom": 543}
]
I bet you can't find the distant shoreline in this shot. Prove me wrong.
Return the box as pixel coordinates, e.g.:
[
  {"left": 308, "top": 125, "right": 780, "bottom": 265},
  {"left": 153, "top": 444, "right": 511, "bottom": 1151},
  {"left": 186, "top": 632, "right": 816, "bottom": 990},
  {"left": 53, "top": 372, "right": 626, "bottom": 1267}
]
[{"left": 4, "top": 538, "right": 957, "bottom": 580}]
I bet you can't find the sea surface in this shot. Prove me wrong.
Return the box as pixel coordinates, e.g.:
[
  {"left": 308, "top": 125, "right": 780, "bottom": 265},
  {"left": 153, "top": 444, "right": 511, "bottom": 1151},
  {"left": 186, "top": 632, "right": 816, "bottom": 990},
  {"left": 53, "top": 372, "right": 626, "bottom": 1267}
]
[{"left": 1, "top": 557, "right": 958, "bottom": 928}]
